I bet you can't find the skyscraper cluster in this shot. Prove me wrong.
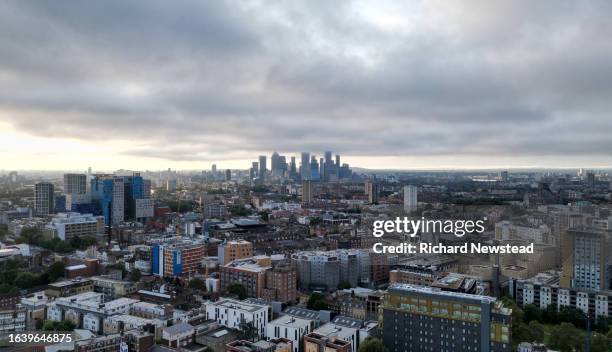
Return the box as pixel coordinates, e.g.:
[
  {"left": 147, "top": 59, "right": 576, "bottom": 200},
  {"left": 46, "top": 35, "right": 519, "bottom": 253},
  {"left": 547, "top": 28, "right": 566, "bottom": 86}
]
[{"left": 250, "top": 150, "right": 352, "bottom": 183}]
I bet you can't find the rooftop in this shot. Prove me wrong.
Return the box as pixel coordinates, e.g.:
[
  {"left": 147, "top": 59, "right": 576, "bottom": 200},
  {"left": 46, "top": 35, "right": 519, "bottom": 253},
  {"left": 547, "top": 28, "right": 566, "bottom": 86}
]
[{"left": 388, "top": 283, "right": 497, "bottom": 304}]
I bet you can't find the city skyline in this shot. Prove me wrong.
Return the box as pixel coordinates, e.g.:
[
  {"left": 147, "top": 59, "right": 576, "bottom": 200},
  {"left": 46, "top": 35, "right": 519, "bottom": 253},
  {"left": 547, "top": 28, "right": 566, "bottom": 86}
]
[{"left": 2, "top": 1, "right": 612, "bottom": 170}]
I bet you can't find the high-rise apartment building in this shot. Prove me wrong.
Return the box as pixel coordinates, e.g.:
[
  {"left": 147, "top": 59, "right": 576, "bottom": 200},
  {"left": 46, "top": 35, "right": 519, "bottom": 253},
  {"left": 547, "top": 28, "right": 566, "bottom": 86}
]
[
  {"left": 365, "top": 182, "right": 378, "bottom": 204},
  {"left": 35, "top": 182, "right": 54, "bottom": 216},
  {"left": 64, "top": 173, "right": 87, "bottom": 195},
  {"left": 560, "top": 228, "right": 612, "bottom": 290},
  {"left": 302, "top": 180, "right": 313, "bottom": 204},
  {"left": 292, "top": 250, "right": 367, "bottom": 292},
  {"left": 380, "top": 284, "right": 512, "bottom": 352},
  {"left": 403, "top": 185, "right": 418, "bottom": 213},
  {"left": 263, "top": 262, "right": 297, "bottom": 304},
  {"left": 152, "top": 242, "right": 206, "bottom": 278}
]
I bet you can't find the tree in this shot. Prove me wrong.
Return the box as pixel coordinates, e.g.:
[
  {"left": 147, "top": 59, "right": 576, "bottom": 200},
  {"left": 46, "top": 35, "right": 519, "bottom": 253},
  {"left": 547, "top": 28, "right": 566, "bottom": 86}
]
[
  {"left": 528, "top": 321, "right": 545, "bottom": 343},
  {"left": 591, "top": 332, "right": 610, "bottom": 352},
  {"left": 17, "top": 228, "right": 42, "bottom": 245},
  {"left": 42, "top": 320, "right": 76, "bottom": 331},
  {"left": 129, "top": 269, "right": 141, "bottom": 282},
  {"left": 307, "top": 292, "right": 326, "bottom": 309},
  {"left": 559, "top": 306, "right": 587, "bottom": 329},
  {"left": 258, "top": 211, "right": 269, "bottom": 222},
  {"left": 230, "top": 205, "right": 249, "bottom": 216},
  {"left": 309, "top": 217, "right": 322, "bottom": 226},
  {"left": 357, "top": 337, "right": 388, "bottom": 352},
  {"left": 227, "top": 284, "right": 247, "bottom": 300},
  {"left": 501, "top": 296, "right": 525, "bottom": 344},
  {"left": 14, "top": 272, "right": 37, "bottom": 289},
  {"left": 237, "top": 320, "right": 258, "bottom": 342},
  {"left": 0, "top": 284, "right": 19, "bottom": 294},
  {"left": 523, "top": 304, "right": 542, "bottom": 323},
  {"left": 46, "top": 261, "right": 65, "bottom": 282},
  {"left": 313, "top": 300, "right": 328, "bottom": 311},
  {"left": 188, "top": 278, "right": 207, "bottom": 291},
  {"left": 339, "top": 282, "right": 352, "bottom": 290},
  {"left": 548, "top": 323, "right": 584, "bottom": 352},
  {"left": 542, "top": 304, "right": 558, "bottom": 324}
]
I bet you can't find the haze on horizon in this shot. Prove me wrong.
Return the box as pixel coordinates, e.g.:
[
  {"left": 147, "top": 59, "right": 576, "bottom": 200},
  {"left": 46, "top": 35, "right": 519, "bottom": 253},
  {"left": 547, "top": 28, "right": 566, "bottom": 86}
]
[{"left": 1, "top": 0, "right": 612, "bottom": 171}]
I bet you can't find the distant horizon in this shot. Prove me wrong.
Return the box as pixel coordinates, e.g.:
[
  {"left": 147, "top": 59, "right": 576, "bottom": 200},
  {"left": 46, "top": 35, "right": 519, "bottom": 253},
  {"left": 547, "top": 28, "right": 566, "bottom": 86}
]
[{"left": 3, "top": 164, "right": 611, "bottom": 174}]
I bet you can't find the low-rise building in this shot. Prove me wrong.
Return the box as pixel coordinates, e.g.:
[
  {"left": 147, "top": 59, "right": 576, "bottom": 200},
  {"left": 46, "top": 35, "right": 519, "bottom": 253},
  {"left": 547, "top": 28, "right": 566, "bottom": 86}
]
[
  {"left": 204, "top": 298, "right": 270, "bottom": 339},
  {"left": 303, "top": 333, "right": 351, "bottom": 352},
  {"left": 45, "top": 278, "right": 94, "bottom": 298},
  {"left": 267, "top": 315, "right": 314, "bottom": 352},
  {"left": 92, "top": 276, "right": 138, "bottom": 298}
]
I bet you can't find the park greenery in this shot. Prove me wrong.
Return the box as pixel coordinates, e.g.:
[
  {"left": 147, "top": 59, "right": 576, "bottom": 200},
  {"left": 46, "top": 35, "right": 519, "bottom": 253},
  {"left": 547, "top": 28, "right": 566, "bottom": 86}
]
[
  {"left": 502, "top": 297, "right": 612, "bottom": 352},
  {"left": 0, "top": 260, "right": 65, "bottom": 293}
]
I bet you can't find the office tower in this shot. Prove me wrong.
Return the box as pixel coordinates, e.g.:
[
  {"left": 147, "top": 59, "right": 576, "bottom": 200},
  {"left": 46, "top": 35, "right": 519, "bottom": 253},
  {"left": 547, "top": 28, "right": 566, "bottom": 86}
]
[
  {"left": 310, "top": 156, "right": 320, "bottom": 181},
  {"left": 302, "top": 180, "right": 313, "bottom": 204},
  {"left": 380, "top": 284, "right": 512, "bottom": 352},
  {"left": 560, "top": 228, "right": 612, "bottom": 290},
  {"left": 218, "top": 240, "right": 253, "bottom": 265},
  {"left": 91, "top": 175, "right": 113, "bottom": 225},
  {"left": 300, "top": 152, "right": 310, "bottom": 180},
  {"left": 290, "top": 156, "right": 297, "bottom": 175},
  {"left": 54, "top": 195, "right": 66, "bottom": 213},
  {"left": 587, "top": 172, "right": 595, "bottom": 187},
  {"left": 365, "top": 181, "right": 378, "bottom": 204},
  {"left": 225, "top": 169, "right": 231, "bottom": 181},
  {"left": 335, "top": 154, "right": 341, "bottom": 176},
  {"left": 259, "top": 155, "right": 267, "bottom": 181},
  {"left": 499, "top": 171, "right": 509, "bottom": 182},
  {"left": 403, "top": 185, "right": 418, "bottom": 213},
  {"left": 212, "top": 164, "right": 217, "bottom": 174},
  {"left": 324, "top": 151, "right": 332, "bottom": 182},
  {"left": 35, "top": 182, "right": 54, "bottom": 216},
  {"left": 279, "top": 155, "right": 287, "bottom": 175},
  {"left": 91, "top": 174, "right": 149, "bottom": 226},
  {"left": 271, "top": 152, "right": 281, "bottom": 174},
  {"left": 64, "top": 173, "right": 87, "bottom": 195},
  {"left": 251, "top": 161, "right": 258, "bottom": 181},
  {"left": 319, "top": 157, "right": 325, "bottom": 181}
]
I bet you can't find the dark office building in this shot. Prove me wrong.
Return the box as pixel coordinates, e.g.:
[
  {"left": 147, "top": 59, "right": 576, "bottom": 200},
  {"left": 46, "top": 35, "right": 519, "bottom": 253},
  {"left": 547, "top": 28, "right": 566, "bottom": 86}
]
[{"left": 380, "top": 284, "right": 512, "bottom": 352}]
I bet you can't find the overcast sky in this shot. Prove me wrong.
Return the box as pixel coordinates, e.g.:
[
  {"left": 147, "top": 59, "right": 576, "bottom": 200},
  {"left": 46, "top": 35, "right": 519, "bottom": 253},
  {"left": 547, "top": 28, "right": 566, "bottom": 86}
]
[{"left": 1, "top": 0, "right": 612, "bottom": 171}]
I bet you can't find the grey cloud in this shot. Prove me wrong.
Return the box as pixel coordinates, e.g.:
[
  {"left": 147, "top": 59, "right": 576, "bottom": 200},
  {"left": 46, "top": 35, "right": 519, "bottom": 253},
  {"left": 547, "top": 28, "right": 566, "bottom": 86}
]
[{"left": 1, "top": 0, "right": 612, "bottom": 166}]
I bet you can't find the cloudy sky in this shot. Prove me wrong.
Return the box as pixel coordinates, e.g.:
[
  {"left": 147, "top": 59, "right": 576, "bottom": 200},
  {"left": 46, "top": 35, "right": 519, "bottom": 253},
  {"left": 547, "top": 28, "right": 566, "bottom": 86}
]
[{"left": 1, "top": 0, "right": 612, "bottom": 171}]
